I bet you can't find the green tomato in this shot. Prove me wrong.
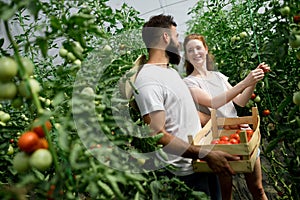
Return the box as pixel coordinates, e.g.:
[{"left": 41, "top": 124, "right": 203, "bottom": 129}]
[
  {"left": 289, "top": 35, "right": 300, "bottom": 48},
  {"left": 231, "top": 36, "right": 237, "bottom": 43},
  {"left": 0, "top": 57, "right": 18, "bottom": 82},
  {"left": 20, "top": 57, "right": 34, "bottom": 77},
  {"left": 296, "top": 52, "right": 300, "bottom": 60},
  {"left": 0, "top": 81, "right": 17, "bottom": 100},
  {"left": 137, "top": 158, "right": 146, "bottom": 166},
  {"left": 67, "top": 52, "right": 76, "bottom": 62},
  {"left": 73, "top": 41, "right": 84, "bottom": 54},
  {"left": 246, "top": 100, "right": 254, "bottom": 108},
  {"left": 18, "top": 78, "right": 41, "bottom": 98},
  {"left": 13, "top": 152, "right": 30, "bottom": 173},
  {"left": 254, "top": 95, "right": 261, "bottom": 103},
  {"left": 280, "top": 6, "right": 290, "bottom": 16},
  {"left": 0, "top": 112, "right": 10, "bottom": 122},
  {"left": 7, "top": 144, "right": 14, "bottom": 155},
  {"left": 239, "top": 31, "right": 248, "bottom": 38},
  {"left": 81, "top": 87, "right": 95, "bottom": 96},
  {"left": 11, "top": 97, "right": 23, "bottom": 109},
  {"left": 293, "top": 91, "right": 300, "bottom": 106},
  {"left": 103, "top": 45, "right": 112, "bottom": 53},
  {"left": 73, "top": 59, "right": 82, "bottom": 66},
  {"left": 59, "top": 47, "right": 68, "bottom": 57},
  {"left": 29, "top": 149, "right": 53, "bottom": 171}
]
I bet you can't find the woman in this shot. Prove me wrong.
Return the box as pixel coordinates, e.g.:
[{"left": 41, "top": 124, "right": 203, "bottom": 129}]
[{"left": 183, "top": 33, "right": 268, "bottom": 200}]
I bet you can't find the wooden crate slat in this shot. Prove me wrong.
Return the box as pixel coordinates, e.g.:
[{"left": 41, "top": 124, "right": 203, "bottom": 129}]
[
  {"left": 252, "top": 107, "right": 259, "bottom": 130},
  {"left": 217, "top": 116, "right": 253, "bottom": 126},
  {"left": 198, "top": 143, "right": 251, "bottom": 155},
  {"left": 211, "top": 110, "right": 218, "bottom": 138},
  {"left": 193, "top": 120, "right": 212, "bottom": 144}
]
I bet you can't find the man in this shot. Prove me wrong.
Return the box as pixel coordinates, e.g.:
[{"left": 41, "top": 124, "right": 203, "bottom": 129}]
[{"left": 133, "top": 14, "right": 239, "bottom": 199}]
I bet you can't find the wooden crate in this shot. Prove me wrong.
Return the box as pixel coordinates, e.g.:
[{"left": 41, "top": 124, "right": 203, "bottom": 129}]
[{"left": 188, "top": 107, "right": 261, "bottom": 173}]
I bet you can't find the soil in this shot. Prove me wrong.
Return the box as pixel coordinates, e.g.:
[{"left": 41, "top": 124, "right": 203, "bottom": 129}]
[{"left": 232, "top": 152, "right": 278, "bottom": 200}]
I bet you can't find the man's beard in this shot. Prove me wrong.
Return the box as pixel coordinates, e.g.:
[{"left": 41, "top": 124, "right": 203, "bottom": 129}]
[{"left": 166, "top": 39, "right": 181, "bottom": 65}]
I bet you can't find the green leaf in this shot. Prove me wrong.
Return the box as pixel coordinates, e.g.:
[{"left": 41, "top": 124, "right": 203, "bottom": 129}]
[
  {"left": 0, "top": 4, "right": 17, "bottom": 20},
  {"left": 32, "top": 168, "right": 45, "bottom": 180},
  {"left": 277, "top": 96, "right": 292, "bottom": 113},
  {"left": 265, "top": 137, "right": 280, "bottom": 153},
  {"left": 97, "top": 180, "right": 114, "bottom": 197},
  {"left": 52, "top": 92, "right": 64, "bottom": 107},
  {"left": 27, "top": 0, "right": 41, "bottom": 20},
  {"left": 36, "top": 37, "right": 48, "bottom": 58},
  {"left": 50, "top": 16, "right": 61, "bottom": 32},
  {"left": 149, "top": 180, "right": 162, "bottom": 200}
]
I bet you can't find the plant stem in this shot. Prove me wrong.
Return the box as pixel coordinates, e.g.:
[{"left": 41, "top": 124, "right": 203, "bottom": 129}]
[{"left": 3, "top": 20, "right": 60, "bottom": 176}]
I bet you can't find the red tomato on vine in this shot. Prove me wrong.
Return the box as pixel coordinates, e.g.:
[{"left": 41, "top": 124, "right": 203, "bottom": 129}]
[{"left": 262, "top": 109, "right": 271, "bottom": 116}]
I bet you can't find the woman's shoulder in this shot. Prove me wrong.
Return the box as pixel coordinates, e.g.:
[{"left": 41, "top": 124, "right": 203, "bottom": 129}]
[
  {"left": 183, "top": 74, "right": 199, "bottom": 82},
  {"left": 183, "top": 75, "right": 199, "bottom": 87},
  {"left": 213, "top": 71, "right": 228, "bottom": 81}
]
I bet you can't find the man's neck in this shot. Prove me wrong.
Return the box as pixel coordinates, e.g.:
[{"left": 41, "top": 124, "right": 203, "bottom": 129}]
[{"left": 147, "top": 49, "right": 169, "bottom": 68}]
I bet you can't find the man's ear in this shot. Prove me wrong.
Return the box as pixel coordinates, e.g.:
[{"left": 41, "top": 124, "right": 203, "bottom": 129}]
[{"left": 162, "top": 32, "right": 169, "bottom": 44}]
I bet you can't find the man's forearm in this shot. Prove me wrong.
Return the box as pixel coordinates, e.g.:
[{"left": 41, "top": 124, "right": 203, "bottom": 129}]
[{"left": 158, "top": 130, "right": 200, "bottom": 159}]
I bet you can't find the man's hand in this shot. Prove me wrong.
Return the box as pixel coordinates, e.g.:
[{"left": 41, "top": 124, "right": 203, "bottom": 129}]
[
  {"left": 198, "top": 111, "right": 210, "bottom": 127},
  {"left": 203, "top": 151, "right": 240, "bottom": 176}
]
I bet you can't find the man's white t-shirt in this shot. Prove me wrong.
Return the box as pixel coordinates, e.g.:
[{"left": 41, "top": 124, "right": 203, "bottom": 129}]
[
  {"left": 134, "top": 64, "right": 201, "bottom": 176},
  {"left": 184, "top": 71, "right": 238, "bottom": 118}
]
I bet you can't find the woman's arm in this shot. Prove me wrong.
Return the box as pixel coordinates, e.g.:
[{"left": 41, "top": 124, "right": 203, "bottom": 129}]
[
  {"left": 189, "top": 63, "right": 269, "bottom": 109},
  {"left": 231, "top": 62, "right": 270, "bottom": 107}
]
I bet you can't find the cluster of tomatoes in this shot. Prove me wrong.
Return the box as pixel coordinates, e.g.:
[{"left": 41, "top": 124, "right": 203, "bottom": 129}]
[
  {"left": 0, "top": 56, "right": 42, "bottom": 101},
  {"left": 210, "top": 129, "right": 254, "bottom": 145},
  {"left": 247, "top": 93, "right": 271, "bottom": 117},
  {"left": 59, "top": 41, "right": 84, "bottom": 67},
  {"left": 12, "top": 120, "right": 53, "bottom": 173}
]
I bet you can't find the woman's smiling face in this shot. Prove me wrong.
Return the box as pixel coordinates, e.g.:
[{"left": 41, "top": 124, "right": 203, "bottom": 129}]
[{"left": 185, "top": 39, "right": 208, "bottom": 68}]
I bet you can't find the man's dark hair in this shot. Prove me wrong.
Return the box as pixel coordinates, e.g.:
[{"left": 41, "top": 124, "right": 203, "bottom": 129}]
[{"left": 142, "top": 14, "right": 177, "bottom": 49}]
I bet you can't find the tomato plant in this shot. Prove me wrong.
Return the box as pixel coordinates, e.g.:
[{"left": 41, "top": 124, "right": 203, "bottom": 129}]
[{"left": 188, "top": 0, "right": 299, "bottom": 198}]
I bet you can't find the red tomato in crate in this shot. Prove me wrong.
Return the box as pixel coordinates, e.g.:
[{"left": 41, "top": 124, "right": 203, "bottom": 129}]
[
  {"left": 221, "top": 141, "right": 231, "bottom": 144},
  {"left": 230, "top": 133, "right": 240, "bottom": 142},
  {"left": 211, "top": 139, "right": 220, "bottom": 144},
  {"left": 220, "top": 136, "right": 229, "bottom": 142},
  {"left": 229, "top": 138, "right": 239, "bottom": 144},
  {"left": 246, "top": 130, "right": 254, "bottom": 141}
]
